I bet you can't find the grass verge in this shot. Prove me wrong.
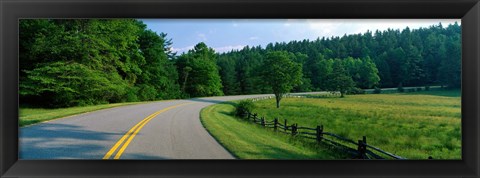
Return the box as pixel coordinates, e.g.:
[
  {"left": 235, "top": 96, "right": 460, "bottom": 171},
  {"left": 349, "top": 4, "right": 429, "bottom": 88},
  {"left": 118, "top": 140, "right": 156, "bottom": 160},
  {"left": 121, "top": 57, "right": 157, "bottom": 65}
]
[
  {"left": 200, "top": 101, "right": 348, "bottom": 159},
  {"left": 19, "top": 101, "right": 148, "bottom": 127}
]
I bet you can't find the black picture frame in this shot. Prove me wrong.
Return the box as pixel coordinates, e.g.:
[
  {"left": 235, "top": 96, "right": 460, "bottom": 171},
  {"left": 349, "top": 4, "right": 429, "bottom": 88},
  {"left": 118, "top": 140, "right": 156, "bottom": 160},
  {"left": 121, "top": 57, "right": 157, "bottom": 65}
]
[{"left": 1, "top": 0, "right": 479, "bottom": 177}]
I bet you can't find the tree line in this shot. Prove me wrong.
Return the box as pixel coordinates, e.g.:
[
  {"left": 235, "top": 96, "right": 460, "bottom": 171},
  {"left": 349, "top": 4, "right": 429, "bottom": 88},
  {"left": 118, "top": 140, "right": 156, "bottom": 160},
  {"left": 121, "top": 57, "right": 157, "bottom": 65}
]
[
  {"left": 20, "top": 19, "right": 461, "bottom": 108},
  {"left": 20, "top": 19, "right": 182, "bottom": 107},
  {"left": 217, "top": 22, "right": 461, "bottom": 95}
]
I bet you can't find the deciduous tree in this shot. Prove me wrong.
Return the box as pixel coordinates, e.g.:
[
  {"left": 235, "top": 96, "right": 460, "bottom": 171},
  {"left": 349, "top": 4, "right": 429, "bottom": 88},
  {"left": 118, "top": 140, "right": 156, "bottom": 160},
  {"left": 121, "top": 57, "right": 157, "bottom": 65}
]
[
  {"left": 176, "top": 42, "right": 224, "bottom": 97},
  {"left": 260, "top": 51, "right": 302, "bottom": 108}
]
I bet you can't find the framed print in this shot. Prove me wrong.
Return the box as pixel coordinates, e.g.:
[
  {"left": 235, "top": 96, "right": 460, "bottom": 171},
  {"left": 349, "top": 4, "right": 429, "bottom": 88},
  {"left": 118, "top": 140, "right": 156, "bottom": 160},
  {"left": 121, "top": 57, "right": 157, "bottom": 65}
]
[{"left": 1, "top": 0, "right": 479, "bottom": 177}]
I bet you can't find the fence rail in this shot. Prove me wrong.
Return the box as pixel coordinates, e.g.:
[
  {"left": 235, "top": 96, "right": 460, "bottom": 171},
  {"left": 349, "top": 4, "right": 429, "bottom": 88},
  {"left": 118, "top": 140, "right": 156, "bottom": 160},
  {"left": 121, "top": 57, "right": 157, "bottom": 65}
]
[{"left": 242, "top": 111, "right": 410, "bottom": 160}]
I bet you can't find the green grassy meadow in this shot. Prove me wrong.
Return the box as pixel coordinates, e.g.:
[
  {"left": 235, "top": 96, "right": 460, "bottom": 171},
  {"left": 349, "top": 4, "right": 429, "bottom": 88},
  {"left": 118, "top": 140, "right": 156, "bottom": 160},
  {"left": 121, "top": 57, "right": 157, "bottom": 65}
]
[
  {"left": 19, "top": 101, "right": 148, "bottom": 127},
  {"left": 201, "top": 89, "right": 461, "bottom": 159}
]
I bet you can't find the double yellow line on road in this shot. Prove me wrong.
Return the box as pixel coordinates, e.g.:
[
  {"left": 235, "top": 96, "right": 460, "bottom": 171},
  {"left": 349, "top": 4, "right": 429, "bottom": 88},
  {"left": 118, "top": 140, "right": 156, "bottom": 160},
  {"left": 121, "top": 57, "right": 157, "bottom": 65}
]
[{"left": 103, "top": 102, "right": 191, "bottom": 159}]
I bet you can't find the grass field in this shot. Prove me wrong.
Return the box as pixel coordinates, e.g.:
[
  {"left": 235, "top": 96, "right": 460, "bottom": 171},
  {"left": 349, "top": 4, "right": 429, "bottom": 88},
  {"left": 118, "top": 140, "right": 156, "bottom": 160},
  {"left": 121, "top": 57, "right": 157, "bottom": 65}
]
[
  {"left": 200, "top": 102, "right": 349, "bottom": 159},
  {"left": 201, "top": 89, "right": 461, "bottom": 159},
  {"left": 19, "top": 102, "right": 148, "bottom": 127}
]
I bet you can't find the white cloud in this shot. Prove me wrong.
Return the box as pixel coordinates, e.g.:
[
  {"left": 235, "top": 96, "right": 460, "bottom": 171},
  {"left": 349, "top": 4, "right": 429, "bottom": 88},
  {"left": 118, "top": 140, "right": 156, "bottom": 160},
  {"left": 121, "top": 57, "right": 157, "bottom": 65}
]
[
  {"left": 249, "top": 36, "right": 259, "bottom": 40},
  {"left": 214, "top": 45, "right": 245, "bottom": 53}
]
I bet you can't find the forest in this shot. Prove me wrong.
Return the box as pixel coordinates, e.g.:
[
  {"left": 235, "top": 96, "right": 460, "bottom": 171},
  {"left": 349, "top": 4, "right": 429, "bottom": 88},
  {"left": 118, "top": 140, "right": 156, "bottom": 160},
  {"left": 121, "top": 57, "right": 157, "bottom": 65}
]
[{"left": 19, "top": 19, "right": 461, "bottom": 108}]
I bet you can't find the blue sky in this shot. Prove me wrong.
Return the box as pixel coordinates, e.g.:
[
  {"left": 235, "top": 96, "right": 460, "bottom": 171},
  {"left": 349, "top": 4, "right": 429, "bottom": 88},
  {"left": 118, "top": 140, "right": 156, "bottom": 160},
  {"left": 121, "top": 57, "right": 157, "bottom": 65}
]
[{"left": 141, "top": 19, "right": 460, "bottom": 54}]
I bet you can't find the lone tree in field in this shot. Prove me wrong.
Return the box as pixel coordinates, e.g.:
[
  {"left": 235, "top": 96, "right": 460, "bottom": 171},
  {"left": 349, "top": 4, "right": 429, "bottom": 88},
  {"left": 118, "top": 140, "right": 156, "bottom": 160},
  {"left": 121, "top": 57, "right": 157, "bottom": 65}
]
[
  {"left": 326, "top": 59, "right": 356, "bottom": 97},
  {"left": 261, "top": 51, "right": 302, "bottom": 108}
]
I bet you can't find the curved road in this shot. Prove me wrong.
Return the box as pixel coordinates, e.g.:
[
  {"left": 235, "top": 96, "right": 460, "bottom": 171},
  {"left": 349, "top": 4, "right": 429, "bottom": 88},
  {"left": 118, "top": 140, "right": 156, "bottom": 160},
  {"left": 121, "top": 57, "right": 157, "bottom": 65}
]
[{"left": 19, "top": 94, "right": 275, "bottom": 159}]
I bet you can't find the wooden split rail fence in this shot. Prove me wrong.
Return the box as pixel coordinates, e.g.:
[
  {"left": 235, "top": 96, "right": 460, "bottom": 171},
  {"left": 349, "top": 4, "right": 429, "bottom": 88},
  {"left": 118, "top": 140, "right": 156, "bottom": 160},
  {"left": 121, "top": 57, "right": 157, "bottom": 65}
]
[{"left": 242, "top": 111, "right": 406, "bottom": 160}]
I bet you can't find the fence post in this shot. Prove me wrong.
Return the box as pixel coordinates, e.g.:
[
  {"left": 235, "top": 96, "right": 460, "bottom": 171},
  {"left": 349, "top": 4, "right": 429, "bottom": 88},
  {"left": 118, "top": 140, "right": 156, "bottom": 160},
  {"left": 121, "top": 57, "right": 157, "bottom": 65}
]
[
  {"left": 284, "top": 119, "right": 287, "bottom": 132},
  {"left": 261, "top": 117, "right": 265, "bottom": 127},
  {"left": 253, "top": 113, "right": 257, "bottom": 123},
  {"left": 357, "top": 136, "right": 367, "bottom": 159},
  {"left": 274, "top": 118, "right": 278, "bottom": 131},
  {"left": 316, "top": 125, "right": 323, "bottom": 143},
  {"left": 291, "top": 124, "right": 298, "bottom": 136},
  {"left": 247, "top": 112, "right": 251, "bottom": 120}
]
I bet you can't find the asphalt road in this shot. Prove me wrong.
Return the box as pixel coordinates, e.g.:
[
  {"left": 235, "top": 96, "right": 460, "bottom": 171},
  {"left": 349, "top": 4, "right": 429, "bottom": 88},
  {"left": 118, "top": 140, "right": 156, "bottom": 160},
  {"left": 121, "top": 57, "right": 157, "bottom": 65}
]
[{"left": 19, "top": 94, "right": 277, "bottom": 159}]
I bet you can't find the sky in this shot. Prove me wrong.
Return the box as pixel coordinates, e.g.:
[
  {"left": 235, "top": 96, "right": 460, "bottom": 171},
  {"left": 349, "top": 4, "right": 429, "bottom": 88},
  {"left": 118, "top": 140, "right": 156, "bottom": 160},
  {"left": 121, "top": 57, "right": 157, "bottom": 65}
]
[{"left": 141, "top": 19, "right": 460, "bottom": 54}]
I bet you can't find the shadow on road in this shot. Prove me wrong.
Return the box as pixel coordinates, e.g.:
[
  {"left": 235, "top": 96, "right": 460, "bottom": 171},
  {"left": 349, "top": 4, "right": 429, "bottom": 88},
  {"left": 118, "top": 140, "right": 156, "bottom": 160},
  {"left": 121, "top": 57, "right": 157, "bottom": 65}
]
[
  {"left": 19, "top": 123, "right": 120, "bottom": 159},
  {"left": 186, "top": 98, "right": 236, "bottom": 106}
]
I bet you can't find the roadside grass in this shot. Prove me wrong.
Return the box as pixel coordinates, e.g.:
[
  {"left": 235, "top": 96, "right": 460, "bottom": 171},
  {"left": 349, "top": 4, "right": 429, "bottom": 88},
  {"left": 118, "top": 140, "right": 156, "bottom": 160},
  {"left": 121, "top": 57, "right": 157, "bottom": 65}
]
[
  {"left": 252, "top": 89, "right": 461, "bottom": 159},
  {"left": 200, "top": 102, "right": 349, "bottom": 159},
  {"left": 19, "top": 101, "right": 149, "bottom": 127}
]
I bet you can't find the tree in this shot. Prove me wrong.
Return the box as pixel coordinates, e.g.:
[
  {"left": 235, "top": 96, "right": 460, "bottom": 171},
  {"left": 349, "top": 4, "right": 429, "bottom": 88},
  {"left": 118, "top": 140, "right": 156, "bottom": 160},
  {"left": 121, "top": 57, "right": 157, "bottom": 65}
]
[
  {"left": 423, "top": 33, "right": 446, "bottom": 85},
  {"left": 137, "top": 29, "right": 181, "bottom": 100},
  {"left": 404, "top": 45, "right": 425, "bottom": 86},
  {"left": 260, "top": 51, "right": 302, "bottom": 108},
  {"left": 374, "top": 53, "right": 393, "bottom": 87},
  {"left": 303, "top": 51, "right": 323, "bottom": 90},
  {"left": 20, "top": 19, "right": 146, "bottom": 107},
  {"left": 217, "top": 55, "right": 239, "bottom": 95},
  {"left": 355, "top": 57, "right": 380, "bottom": 89},
  {"left": 438, "top": 35, "right": 461, "bottom": 88},
  {"left": 387, "top": 47, "right": 408, "bottom": 87},
  {"left": 290, "top": 52, "right": 313, "bottom": 92},
  {"left": 317, "top": 58, "right": 334, "bottom": 90},
  {"left": 20, "top": 19, "right": 187, "bottom": 108},
  {"left": 181, "top": 66, "right": 192, "bottom": 93},
  {"left": 326, "top": 59, "right": 356, "bottom": 97},
  {"left": 176, "top": 42, "right": 223, "bottom": 97},
  {"left": 20, "top": 61, "right": 128, "bottom": 107},
  {"left": 158, "top": 32, "right": 177, "bottom": 60},
  {"left": 241, "top": 50, "right": 267, "bottom": 94}
]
